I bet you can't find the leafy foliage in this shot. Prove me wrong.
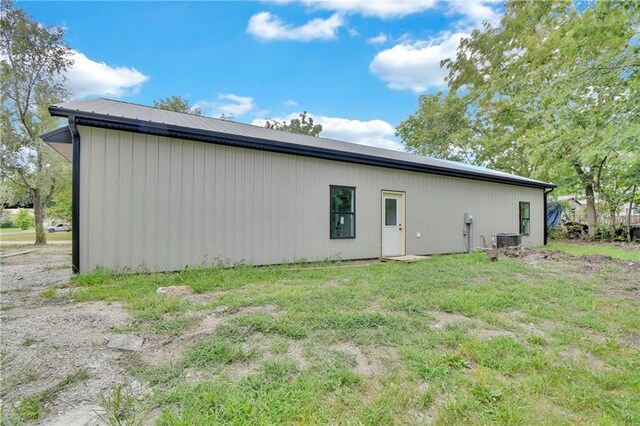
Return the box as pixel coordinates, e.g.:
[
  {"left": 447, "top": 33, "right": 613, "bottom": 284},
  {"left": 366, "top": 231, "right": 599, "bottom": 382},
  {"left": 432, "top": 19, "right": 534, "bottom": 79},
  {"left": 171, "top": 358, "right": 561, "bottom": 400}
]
[
  {"left": 46, "top": 171, "right": 72, "bottom": 221},
  {"left": 398, "top": 0, "right": 640, "bottom": 233},
  {"left": 14, "top": 208, "right": 33, "bottom": 230},
  {"left": 0, "top": 0, "right": 72, "bottom": 244},
  {"left": 152, "top": 95, "right": 202, "bottom": 115},
  {"left": 265, "top": 111, "right": 322, "bottom": 137}
]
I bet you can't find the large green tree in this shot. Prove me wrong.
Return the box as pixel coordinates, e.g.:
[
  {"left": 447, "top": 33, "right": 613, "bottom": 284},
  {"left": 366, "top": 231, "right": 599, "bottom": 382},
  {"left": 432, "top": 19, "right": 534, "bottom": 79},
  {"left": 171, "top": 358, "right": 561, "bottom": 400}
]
[
  {"left": 153, "top": 95, "right": 202, "bottom": 115},
  {"left": 1, "top": 0, "right": 72, "bottom": 244},
  {"left": 399, "top": 0, "right": 639, "bottom": 236},
  {"left": 265, "top": 111, "right": 323, "bottom": 137},
  {"left": 396, "top": 92, "right": 535, "bottom": 176}
]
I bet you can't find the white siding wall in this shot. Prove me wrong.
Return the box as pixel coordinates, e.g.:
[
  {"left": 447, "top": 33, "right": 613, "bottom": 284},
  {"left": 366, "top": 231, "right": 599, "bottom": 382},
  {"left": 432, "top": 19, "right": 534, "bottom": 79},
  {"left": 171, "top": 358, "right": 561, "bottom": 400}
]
[{"left": 79, "top": 126, "right": 544, "bottom": 273}]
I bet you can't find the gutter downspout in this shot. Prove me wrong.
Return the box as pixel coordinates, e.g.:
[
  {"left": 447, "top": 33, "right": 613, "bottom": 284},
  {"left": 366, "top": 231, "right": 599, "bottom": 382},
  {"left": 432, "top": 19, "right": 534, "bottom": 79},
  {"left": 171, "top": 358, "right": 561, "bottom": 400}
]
[
  {"left": 69, "top": 116, "right": 80, "bottom": 273},
  {"left": 544, "top": 187, "right": 555, "bottom": 246}
]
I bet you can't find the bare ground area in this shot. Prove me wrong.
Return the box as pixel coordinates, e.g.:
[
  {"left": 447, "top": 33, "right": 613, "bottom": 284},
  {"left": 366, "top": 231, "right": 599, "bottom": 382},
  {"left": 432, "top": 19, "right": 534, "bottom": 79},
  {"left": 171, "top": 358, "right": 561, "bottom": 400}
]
[
  {"left": 1, "top": 243, "right": 638, "bottom": 424},
  {"left": 1, "top": 247, "right": 149, "bottom": 425}
]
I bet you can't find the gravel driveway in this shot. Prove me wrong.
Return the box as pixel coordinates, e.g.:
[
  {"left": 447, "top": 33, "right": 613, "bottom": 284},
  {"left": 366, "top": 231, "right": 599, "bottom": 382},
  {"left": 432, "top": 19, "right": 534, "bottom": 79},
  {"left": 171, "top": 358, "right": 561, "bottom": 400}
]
[{"left": 0, "top": 247, "right": 149, "bottom": 425}]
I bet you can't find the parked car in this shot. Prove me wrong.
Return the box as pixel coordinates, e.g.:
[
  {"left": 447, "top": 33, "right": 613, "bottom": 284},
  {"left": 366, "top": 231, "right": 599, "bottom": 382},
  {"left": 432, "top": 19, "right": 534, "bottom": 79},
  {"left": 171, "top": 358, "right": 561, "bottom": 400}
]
[{"left": 48, "top": 223, "right": 71, "bottom": 233}]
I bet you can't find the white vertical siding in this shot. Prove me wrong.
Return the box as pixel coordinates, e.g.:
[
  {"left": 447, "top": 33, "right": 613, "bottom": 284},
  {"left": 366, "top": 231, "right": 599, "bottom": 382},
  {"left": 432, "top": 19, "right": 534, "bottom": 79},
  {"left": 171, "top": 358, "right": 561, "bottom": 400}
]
[{"left": 78, "top": 126, "right": 544, "bottom": 273}]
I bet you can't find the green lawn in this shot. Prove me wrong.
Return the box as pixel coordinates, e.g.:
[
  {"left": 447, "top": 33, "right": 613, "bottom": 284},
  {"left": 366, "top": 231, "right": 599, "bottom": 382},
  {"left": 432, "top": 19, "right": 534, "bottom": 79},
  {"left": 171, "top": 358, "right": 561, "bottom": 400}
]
[
  {"left": 0, "top": 231, "right": 72, "bottom": 242},
  {"left": 67, "top": 246, "right": 640, "bottom": 425},
  {"left": 0, "top": 227, "right": 21, "bottom": 233},
  {"left": 545, "top": 242, "right": 640, "bottom": 261}
]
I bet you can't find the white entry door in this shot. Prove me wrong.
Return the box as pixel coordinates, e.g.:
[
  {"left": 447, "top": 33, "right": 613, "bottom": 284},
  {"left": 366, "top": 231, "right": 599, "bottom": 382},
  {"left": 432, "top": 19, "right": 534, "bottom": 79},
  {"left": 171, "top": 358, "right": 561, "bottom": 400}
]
[{"left": 382, "top": 192, "right": 405, "bottom": 256}]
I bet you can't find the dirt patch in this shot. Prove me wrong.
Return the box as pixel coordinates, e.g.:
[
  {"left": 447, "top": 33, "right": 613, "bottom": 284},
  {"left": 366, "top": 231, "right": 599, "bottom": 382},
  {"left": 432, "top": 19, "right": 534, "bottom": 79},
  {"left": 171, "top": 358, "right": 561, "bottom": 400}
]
[
  {"left": 501, "top": 247, "right": 572, "bottom": 265},
  {"left": 232, "top": 304, "right": 279, "bottom": 316},
  {"left": 140, "top": 311, "right": 227, "bottom": 366},
  {"left": 599, "top": 287, "right": 640, "bottom": 302},
  {"left": 156, "top": 285, "right": 194, "bottom": 297},
  {"left": 222, "top": 361, "right": 261, "bottom": 380},
  {"left": 186, "top": 291, "right": 227, "bottom": 304},
  {"left": 557, "top": 348, "right": 610, "bottom": 371},
  {"left": 428, "top": 311, "right": 470, "bottom": 329},
  {"left": 287, "top": 340, "right": 307, "bottom": 370},
  {"left": 519, "top": 321, "right": 553, "bottom": 339},
  {"left": 471, "top": 329, "right": 517, "bottom": 340},
  {"left": 503, "top": 247, "right": 639, "bottom": 271},
  {"left": 500, "top": 311, "right": 553, "bottom": 339},
  {"left": 140, "top": 305, "right": 281, "bottom": 367},
  {"left": 406, "top": 383, "right": 446, "bottom": 425},
  {"left": 622, "top": 333, "right": 640, "bottom": 349},
  {"left": 326, "top": 343, "right": 398, "bottom": 376}
]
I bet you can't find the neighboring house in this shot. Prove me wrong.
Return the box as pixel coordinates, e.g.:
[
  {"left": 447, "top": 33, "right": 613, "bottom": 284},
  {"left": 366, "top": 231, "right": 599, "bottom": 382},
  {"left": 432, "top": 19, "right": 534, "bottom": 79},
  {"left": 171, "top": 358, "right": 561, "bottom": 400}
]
[
  {"left": 42, "top": 99, "right": 555, "bottom": 274},
  {"left": 556, "top": 195, "right": 639, "bottom": 225}
]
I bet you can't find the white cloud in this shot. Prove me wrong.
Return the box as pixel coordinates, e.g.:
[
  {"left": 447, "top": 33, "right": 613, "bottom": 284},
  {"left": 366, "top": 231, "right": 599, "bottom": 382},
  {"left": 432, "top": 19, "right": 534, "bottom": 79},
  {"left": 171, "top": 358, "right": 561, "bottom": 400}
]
[
  {"left": 65, "top": 50, "right": 149, "bottom": 97},
  {"left": 194, "top": 93, "right": 256, "bottom": 117},
  {"left": 252, "top": 112, "right": 402, "bottom": 151},
  {"left": 283, "top": 99, "right": 298, "bottom": 106},
  {"left": 247, "top": 11, "right": 343, "bottom": 41},
  {"left": 318, "top": 115, "right": 402, "bottom": 150},
  {"left": 369, "top": 32, "right": 466, "bottom": 92},
  {"left": 299, "top": 0, "right": 437, "bottom": 19},
  {"left": 347, "top": 27, "right": 360, "bottom": 37},
  {"left": 447, "top": 0, "right": 502, "bottom": 28},
  {"left": 367, "top": 32, "right": 388, "bottom": 44},
  {"left": 286, "top": 0, "right": 499, "bottom": 22}
]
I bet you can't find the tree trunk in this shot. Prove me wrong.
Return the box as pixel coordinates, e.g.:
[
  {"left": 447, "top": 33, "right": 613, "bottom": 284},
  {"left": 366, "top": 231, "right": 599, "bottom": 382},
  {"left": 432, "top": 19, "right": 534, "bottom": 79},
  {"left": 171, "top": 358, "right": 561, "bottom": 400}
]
[
  {"left": 629, "top": 184, "right": 637, "bottom": 243},
  {"left": 33, "top": 189, "right": 47, "bottom": 245},
  {"left": 585, "top": 183, "right": 598, "bottom": 238},
  {"left": 609, "top": 209, "right": 617, "bottom": 242}
]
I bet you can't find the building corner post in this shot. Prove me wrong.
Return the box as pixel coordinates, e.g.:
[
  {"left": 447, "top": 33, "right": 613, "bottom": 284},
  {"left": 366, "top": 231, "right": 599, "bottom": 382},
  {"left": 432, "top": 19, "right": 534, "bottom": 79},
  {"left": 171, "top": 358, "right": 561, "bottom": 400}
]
[{"left": 69, "top": 116, "right": 80, "bottom": 273}]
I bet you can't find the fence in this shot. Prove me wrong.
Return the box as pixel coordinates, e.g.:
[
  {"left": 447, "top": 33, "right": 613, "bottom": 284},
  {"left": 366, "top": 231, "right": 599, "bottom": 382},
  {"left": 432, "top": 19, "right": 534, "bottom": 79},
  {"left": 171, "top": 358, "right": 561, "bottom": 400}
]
[{"left": 615, "top": 215, "right": 640, "bottom": 225}]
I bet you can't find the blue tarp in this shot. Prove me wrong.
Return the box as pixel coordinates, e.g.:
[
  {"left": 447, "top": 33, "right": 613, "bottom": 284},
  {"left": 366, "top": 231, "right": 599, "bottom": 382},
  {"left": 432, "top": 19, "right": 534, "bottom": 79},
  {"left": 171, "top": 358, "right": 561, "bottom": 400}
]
[{"left": 546, "top": 202, "right": 563, "bottom": 228}]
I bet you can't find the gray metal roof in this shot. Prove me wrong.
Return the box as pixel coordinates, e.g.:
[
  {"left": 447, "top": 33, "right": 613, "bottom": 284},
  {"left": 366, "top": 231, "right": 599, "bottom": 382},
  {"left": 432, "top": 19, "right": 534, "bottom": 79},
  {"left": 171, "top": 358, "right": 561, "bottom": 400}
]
[{"left": 47, "top": 98, "right": 554, "bottom": 189}]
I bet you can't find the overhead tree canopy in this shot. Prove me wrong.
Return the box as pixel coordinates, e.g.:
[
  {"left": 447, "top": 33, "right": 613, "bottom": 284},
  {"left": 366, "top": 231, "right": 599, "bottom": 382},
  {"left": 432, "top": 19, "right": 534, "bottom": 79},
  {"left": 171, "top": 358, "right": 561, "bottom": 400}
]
[
  {"left": 153, "top": 95, "right": 202, "bottom": 115},
  {"left": 0, "top": 0, "right": 72, "bottom": 244},
  {"left": 265, "top": 111, "right": 322, "bottom": 137},
  {"left": 397, "top": 0, "right": 640, "bottom": 236}
]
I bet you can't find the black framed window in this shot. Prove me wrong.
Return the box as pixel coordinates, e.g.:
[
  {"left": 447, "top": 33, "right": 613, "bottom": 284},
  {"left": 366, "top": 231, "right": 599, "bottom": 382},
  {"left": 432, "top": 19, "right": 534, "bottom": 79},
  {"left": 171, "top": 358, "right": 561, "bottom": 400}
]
[
  {"left": 519, "top": 202, "right": 530, "bottom": 235},
  {"left": 330, "top": 186, "right": 355, "bottom": 239}
]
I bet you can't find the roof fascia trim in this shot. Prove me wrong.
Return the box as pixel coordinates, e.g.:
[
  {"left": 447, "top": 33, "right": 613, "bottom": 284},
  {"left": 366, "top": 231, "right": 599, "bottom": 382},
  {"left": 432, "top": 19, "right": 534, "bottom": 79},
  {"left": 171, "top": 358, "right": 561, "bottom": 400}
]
[{"left": 49, "top": 107, "right": 556, "bottom": 189}]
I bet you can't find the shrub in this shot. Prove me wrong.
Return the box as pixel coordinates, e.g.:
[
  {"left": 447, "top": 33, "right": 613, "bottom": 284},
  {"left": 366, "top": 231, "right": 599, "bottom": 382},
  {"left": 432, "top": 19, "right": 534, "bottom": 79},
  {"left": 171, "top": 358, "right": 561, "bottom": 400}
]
[
  {"left": 0, "top": 215, "right": 14, "bottom": 228},
  {"left": 14, "top": 208, "right": 34, "bottom": 230}
]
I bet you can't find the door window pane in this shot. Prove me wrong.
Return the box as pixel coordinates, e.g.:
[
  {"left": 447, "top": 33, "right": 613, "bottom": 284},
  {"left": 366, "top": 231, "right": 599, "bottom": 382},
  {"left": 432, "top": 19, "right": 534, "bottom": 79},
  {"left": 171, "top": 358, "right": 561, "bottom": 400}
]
[{"left": 385, "top": 198, "right": 397, "bottom": 226}]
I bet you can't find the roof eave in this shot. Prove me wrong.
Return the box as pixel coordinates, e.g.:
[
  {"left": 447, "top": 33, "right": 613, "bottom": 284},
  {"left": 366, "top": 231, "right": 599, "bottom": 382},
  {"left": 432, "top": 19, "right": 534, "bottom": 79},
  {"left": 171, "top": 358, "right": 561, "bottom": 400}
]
[
  {"left": 40, "top": 126, "right": 72, "bottom": 144},
  {"left": 49, "top": 106, "right": 556, "bottom": 190}
]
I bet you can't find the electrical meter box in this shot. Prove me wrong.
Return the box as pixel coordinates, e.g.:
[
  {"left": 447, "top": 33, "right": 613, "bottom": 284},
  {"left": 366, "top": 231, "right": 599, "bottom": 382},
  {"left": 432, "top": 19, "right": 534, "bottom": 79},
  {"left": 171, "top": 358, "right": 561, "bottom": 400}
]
[{"left": 464, "top": 212, "right": 475, "bottom": 224}]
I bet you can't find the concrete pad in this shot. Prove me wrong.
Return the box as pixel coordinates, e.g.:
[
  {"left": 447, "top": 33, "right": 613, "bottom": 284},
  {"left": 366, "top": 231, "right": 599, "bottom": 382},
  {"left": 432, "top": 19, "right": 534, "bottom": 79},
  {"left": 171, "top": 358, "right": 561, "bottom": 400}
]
[
  {"left": 48, "top": 405, "right": 105, "bottom": 426},
  {"left": 107, "top": 334, "right": 144, "bottom": 351},
  {"left": 382, "top": 255, "right": 430, "bottom": 263}
]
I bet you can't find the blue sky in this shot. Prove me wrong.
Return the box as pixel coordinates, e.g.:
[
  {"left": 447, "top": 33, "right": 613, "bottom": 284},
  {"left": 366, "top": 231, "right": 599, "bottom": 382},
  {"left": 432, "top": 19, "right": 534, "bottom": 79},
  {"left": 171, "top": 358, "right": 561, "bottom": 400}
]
[{"left": 21, "top": 0, "right": 503, "bottom": 150}]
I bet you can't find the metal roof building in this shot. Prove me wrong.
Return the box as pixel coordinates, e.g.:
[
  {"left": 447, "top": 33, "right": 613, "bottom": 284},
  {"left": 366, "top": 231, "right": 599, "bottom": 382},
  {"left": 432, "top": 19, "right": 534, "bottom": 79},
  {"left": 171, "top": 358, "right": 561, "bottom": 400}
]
[{"left": 43, "top": 98, "right": 554, "bottom": 273}]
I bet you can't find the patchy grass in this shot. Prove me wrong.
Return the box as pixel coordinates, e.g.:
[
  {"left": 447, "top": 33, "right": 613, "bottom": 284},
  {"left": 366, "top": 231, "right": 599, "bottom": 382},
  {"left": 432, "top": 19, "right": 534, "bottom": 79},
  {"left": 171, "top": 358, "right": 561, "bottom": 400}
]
[
  {"left": 545, "top": 241, "right": 640, "bottom": 261},
  {"left": 42, "top": 263, "right": 71, "bottom": 271},
  {"left": 21, "top": 337, "right": 39, "bottom": 347},
  {"left": 14, "top": 369, "right": 89, "bottom": 422},
  {"left": 38, "top": 288, "right": 57, "bottom": 299},
  {"left": 71, "top": 251, "right": 640, "bottom": 424},
  {"left": 96, "top": 383, "right": 149, "bottom": 426},
  {"left": 0, "top": 231, "right": 72, "bottom": 242}
]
